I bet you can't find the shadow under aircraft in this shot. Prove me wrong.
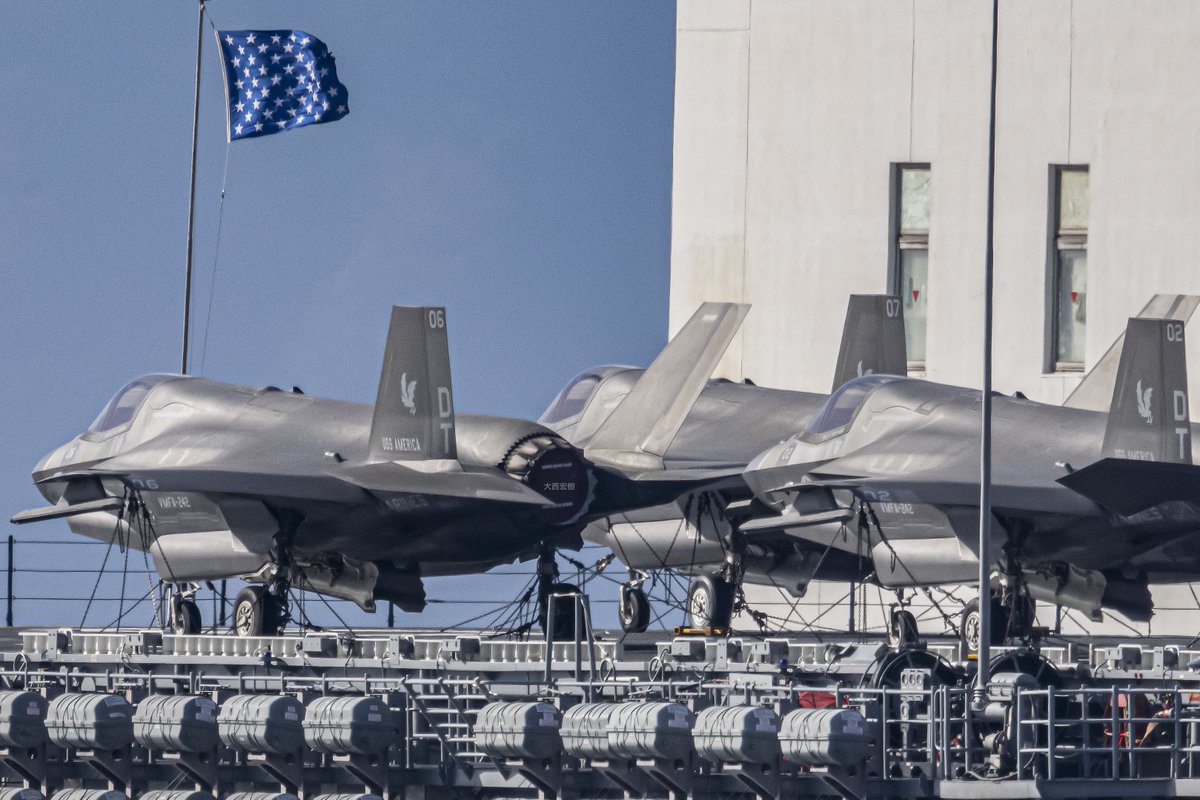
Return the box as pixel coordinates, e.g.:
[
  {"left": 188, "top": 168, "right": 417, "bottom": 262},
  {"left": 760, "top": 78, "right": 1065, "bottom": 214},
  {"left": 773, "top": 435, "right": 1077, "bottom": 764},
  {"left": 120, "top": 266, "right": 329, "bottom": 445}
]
[{"left": 12, "top": 306, "right": 742, "bottom": 636}]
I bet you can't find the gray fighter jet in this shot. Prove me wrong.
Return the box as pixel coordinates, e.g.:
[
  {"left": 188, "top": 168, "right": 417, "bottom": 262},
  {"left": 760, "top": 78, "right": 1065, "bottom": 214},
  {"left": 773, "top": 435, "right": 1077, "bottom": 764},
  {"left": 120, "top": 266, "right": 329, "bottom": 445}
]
[
  {"left": 540, "top": 295, "right": 909, "bottom": 631},
  {"left": 12, "top": 306, "right": 737, "bottom": 636},
  {"left": 739, "top": 315, "right": 1200, "bottom": 649}
]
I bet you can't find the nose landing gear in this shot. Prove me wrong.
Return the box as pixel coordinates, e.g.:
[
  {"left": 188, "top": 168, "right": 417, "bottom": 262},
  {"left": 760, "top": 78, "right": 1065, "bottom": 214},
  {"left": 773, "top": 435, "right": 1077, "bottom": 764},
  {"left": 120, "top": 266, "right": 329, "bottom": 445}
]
[
  {"left": 167, "top": 584, "right": 202, "bottom": 635},
  {"left": 618, "top": 579, "right": 651, "bottom": 633}
]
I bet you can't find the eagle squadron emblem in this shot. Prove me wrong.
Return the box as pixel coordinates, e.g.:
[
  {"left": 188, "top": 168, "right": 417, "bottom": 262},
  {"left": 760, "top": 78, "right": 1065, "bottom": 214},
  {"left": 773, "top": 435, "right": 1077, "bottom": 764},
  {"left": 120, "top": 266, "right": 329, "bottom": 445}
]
[
  {"left": 1136, "top": 380, "right": 1153, "bottom": 424},
  {"left": 400, "top": 372, "right": 418, "bottom": 416},
  {"left": 856, "top": 360, "right": 873, "bottom": 378}
]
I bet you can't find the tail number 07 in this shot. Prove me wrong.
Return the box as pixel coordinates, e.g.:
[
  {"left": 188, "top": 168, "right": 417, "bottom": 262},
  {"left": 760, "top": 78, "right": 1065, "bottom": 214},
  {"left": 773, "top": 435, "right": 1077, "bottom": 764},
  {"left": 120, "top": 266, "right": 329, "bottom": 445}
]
[{"left": 885, "top": 298, "right": 900, "bottom": 319}]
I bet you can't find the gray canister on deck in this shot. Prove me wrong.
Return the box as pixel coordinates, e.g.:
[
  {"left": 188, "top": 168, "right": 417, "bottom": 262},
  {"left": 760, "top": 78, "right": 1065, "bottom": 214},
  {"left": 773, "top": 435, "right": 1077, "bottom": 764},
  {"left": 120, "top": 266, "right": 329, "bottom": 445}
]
[
  {"left": 0, "top": 691, "right": 48, "bottom": 748},
  {"left": 304, "top": 696, "right": 396, "bottom": 754},
  {"left": 693, "top": 705, "right": 780, "bottom": 764},
  {"left": 779, "top": 707, "right": 873, "bottom": 766},
  {"left": 133, "top": 695, "right": 219, "bottom": 753},
  {"left": 218, "top": 695, "right": 305, "bottom": 754},
  {"left": 45, "top": 694, "right": 134, "bottom": 751},
  {"left": 474, "top": 702, "right": 562, "bottom": 760}
]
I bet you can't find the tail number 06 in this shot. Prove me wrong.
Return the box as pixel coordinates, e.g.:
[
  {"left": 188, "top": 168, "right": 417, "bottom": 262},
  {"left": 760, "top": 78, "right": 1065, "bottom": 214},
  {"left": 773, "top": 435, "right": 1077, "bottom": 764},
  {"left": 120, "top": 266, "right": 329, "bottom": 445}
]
[{"left": 427, "top": 309, "right": 446, "bottom": 329}]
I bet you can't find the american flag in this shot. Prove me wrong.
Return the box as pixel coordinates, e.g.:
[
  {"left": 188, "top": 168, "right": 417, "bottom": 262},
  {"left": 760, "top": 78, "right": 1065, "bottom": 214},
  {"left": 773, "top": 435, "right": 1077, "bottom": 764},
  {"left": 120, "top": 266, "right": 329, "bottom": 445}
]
[{"left": 215, "top": 30, "right": 349, "bottom": 142}]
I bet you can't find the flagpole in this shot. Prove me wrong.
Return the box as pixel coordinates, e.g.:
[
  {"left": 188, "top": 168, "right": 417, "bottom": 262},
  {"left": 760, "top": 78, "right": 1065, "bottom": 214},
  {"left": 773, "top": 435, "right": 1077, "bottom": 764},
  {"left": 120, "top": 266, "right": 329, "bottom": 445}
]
[
  {"left": 182, "top": 0, "right": 206, "bottom": 375},
  {"left": 975, "top": 0, "right": 1001, "bottom": 703}
]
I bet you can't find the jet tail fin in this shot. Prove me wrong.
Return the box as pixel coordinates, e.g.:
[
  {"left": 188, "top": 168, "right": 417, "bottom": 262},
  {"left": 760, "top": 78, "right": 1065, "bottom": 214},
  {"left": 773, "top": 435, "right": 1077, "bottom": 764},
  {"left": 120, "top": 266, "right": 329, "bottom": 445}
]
[
  {"left": 1101, "top": 316, "right": 1191, "bottom": 463},
  {"left": 831, "top": 294, "right": 908, "bottom": 391},
  {"left": 585, "top": 302, "right": 750, "bottom": 471},
  {"left": 1064, "top": 294, "right": 1200, "bottom": 410},
  {"left": 368, "top": 306, "right": 457, "bottom": 463}
]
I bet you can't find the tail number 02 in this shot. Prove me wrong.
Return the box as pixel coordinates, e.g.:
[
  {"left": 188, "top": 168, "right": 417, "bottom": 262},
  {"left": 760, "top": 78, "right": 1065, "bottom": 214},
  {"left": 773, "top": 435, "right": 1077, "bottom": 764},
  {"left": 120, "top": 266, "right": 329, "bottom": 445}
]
[{"left": 1167, "top": 322, "right": 1184, "bottom": 342}]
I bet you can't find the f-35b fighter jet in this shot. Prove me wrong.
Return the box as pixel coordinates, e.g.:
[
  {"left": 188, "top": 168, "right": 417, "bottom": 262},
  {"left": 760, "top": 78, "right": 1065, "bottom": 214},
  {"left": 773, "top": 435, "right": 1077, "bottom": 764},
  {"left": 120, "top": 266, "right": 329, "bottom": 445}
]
[
  {"left": 12, "top": 306, "right": 736, "bottom": 636},
  {"left": 540, "top": 295, "right": 909, "bottom": 632},
  {"left": 740, "top": 315, "right": 1200, "bottom": 649}
]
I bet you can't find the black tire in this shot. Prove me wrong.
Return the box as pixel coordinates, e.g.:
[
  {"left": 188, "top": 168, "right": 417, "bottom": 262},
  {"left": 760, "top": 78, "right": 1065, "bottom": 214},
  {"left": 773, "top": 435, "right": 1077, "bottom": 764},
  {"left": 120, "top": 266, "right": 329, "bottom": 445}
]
[
  {"left": 960, "top": 597, "right": 1008, "bottom": 654},
  {"left": 618, "top": 586, "right": 651, "bottom": 633},
  {"left": 539, "top": 582, "right": 581, "bottom": 641},
  {"left": 170, "top": 598, "right": 202, "bottom": 635},
  {"left": 233, "top": 586, "right": 280, "bottom": 637},
  {"left": 686, "top": 575, "right": 735, "bottom": 629},
  {"left": 888, "top": 608, "right": 919, "bottom": 648}
]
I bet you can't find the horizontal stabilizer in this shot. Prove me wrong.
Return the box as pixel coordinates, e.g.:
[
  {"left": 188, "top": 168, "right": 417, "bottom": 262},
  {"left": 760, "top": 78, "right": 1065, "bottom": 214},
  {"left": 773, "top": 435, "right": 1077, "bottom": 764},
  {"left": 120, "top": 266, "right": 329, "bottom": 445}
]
[
  {"left": 585, "top": 302, "right": 749, "bottom": 471},
  {"left": 336, "top": 462, "right": 553, "bottom": 506},
  {"left": 587, "top": 464, "right": 745, "bottom": 517},
  {"left": 831, "top": 294, "right": 907, "bottom": 390},
  {"left": 1057, "top": 457, "right": 1200, "bottom": 515},
  {"left": 11, "top": 496, "right": 124, "bottom": 525}
]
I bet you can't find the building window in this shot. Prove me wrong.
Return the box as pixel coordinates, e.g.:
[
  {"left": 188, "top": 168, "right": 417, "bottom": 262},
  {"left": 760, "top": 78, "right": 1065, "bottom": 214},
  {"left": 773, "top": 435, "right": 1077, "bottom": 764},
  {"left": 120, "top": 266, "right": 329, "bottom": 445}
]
[
  {"left": 889, "top": 164, "right": 930, "bottom": 370},
  {"left": 1048, "top": 166, "right": 1089, "bottom": 371}
]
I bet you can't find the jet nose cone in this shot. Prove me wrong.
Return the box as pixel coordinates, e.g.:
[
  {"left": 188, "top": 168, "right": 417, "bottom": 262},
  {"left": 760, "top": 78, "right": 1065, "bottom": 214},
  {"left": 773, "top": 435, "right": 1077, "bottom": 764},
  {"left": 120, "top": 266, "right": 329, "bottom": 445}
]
[
  {"left": 32, "top": 439, "right": 80, "bottom": 480},
  {"left": 32, "top": 449, "right": 57, "bottom": 476}
]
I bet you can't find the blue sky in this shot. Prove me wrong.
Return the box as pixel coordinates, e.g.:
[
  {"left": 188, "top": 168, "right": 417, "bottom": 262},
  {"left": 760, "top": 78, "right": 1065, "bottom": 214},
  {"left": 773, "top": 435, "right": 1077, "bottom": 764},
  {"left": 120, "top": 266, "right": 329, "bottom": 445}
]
[{"left": 0, "top": 3, "right": 677, "bottom": 629}]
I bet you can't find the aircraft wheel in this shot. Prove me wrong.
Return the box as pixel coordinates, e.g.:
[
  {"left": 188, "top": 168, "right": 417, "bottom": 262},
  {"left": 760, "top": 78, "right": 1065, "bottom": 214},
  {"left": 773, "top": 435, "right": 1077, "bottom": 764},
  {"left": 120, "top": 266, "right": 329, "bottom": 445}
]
[
  {"left": 887, "top": 608, "right": 920, "bottom": 648},
  {"left": 618, "top": 586, "right": 651, "bottom": 633},
  {"left": 170, "top": 597, "right": 202, "bottom": 635},
  {"left": 960, "top": 597, "right": 1008, "bottom": 655},
  {"left": 233, "top": 586, "right": 281, "bottom": 637},
  {"left": 687, "top": 575, "right": 734, "bottom": 629},
  {"left": 539, "top": 583, "right": 581, "bottom": 641}
]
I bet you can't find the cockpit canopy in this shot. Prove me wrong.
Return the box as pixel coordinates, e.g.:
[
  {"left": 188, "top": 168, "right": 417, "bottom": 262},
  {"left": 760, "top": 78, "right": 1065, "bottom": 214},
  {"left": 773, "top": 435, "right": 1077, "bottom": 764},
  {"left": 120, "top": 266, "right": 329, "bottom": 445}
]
[
  {"left": 87, "top": 374, "right": 182, "bottom": 435},
  {"left": 539, "top": 366, "right": 637, "bottom": 426},
  {"left": 803, "top": 374, "right": 904, "bottom": 441}
]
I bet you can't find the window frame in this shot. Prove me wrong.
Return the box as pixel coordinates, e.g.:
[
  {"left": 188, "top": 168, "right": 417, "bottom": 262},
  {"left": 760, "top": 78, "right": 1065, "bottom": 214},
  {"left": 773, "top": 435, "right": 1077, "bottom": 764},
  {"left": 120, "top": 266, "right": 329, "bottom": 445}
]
[
  {"left": 888, "top": 162, "right": 931, "bottom": 373},
  {"left": 1045, "top": 164, "right": 1090, "bottom": 373}
]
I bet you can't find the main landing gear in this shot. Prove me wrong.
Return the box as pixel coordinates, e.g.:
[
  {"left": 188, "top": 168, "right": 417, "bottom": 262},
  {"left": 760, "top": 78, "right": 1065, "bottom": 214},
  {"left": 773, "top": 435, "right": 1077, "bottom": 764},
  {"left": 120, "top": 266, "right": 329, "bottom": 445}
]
[
  {"left": 960, "top": 532, "right": 1038, "bottom": 654},
  {"left": 232, "top": 510, "right": 301, "bottom": 637},
  {"left": 686, "top": 574, "right": 736, "bottom": 630},
  {"left": 959, "top": 592, "right": 1036, "bottom": 655},
  {"left": 233, "top": 585, "right": 284, "bottom": 637}
]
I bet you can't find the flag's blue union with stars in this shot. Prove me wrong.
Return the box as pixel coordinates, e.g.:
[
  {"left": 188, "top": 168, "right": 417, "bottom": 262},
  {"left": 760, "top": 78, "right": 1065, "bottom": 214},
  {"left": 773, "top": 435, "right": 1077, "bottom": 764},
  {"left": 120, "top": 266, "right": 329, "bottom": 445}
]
[{"left": 215, "top": 30, "right": 349, "bottom": 141}]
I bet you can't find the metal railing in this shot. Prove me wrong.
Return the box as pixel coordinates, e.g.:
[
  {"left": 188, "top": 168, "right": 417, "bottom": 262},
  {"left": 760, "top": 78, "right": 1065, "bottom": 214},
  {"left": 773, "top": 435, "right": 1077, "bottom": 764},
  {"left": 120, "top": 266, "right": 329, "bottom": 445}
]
[
  {"left": 0, "top": 534, "right": 631, "bottom": 631},
  {"left": 827, "top": 683, "right": 1200, "bottom": 785}
]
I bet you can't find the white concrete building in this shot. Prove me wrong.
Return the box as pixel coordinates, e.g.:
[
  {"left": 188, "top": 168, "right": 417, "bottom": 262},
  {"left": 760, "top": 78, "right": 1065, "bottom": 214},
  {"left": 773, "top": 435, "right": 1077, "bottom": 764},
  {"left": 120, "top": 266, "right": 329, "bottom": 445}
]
[{"left": 667, "top": 0, "right": 1200, "bottom": 636}]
